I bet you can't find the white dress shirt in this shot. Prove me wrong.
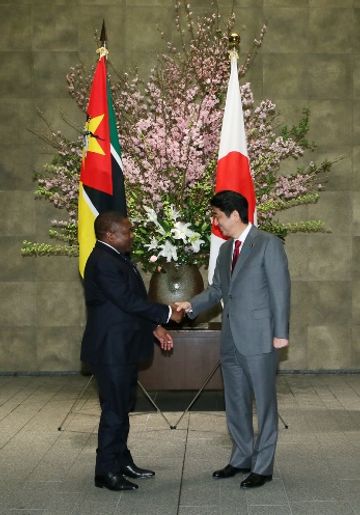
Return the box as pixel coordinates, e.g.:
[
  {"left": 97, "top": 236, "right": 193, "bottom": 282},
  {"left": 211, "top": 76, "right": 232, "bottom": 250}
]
[{"left": 232, "top": 223, "right": 252, "bottom": 254}]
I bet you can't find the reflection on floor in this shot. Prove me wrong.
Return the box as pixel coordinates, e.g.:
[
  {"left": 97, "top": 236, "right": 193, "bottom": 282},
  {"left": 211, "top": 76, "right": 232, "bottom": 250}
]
[
  {"left": 0, "top": 373, "right": 359, "bottom": 514},
  {"left": 135, "top": 388, "right": 226, "bottom": 412}
]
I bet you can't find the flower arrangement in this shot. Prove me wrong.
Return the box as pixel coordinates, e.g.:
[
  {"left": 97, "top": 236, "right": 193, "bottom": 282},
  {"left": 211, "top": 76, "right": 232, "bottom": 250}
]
[
  {"left": 133, "top": 203, "right": 206, "bottom": 268},
  {"left": 22, "top": 1, "right": 331, "bottom": 272}
]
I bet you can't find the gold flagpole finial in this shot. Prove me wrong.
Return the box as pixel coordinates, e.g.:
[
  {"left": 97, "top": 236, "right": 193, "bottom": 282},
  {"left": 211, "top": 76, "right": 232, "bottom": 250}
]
[
  {"left": 96, "top": 19, "right": 109, "bottom": 59},
  {"left": 96, "top": 46, "right": 109, "bottom": 59},
  {"left": 228, "top": 32, "right": 240, "bottom": 60}
]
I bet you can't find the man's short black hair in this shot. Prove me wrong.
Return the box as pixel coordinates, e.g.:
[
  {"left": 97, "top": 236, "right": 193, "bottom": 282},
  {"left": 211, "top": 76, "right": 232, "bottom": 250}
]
[
  {"left": 94, "top": 211, "right": 127, "bottom": 240},
  {"left": 210, "top": 190, "right": 249, "bottom": 224}
]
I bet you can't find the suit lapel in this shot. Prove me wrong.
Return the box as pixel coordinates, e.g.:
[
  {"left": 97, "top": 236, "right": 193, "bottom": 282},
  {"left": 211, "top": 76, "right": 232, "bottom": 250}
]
[
  {"left": 231, "top": 226, "right": 258, "bottom": 280},
  {"left": 97, "top": 242, "right": 146, "bottom": 293},
  {"left": 118, "top": 252, "right": 140, "bottom": 276},
  {"left": 118, "top": 253, "right": 148, "bottom": 296}
]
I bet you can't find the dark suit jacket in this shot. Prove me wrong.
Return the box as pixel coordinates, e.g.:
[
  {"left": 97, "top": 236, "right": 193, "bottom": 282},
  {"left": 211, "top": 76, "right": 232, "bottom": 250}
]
[{"left": 81, "top": 241, "right": 169, "bottom": 366}]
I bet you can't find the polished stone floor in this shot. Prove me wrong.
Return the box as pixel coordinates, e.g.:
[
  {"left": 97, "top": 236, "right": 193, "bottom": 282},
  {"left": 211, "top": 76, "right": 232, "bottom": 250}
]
[{"left": 0, "top": 374, "right": 359, "bottom": 515}]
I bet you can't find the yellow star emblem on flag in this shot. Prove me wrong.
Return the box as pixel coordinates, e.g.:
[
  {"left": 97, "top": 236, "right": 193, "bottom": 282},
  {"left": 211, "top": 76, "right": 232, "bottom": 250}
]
[{"left": 82, "top": 114, "right": 105, "bottom": 161}]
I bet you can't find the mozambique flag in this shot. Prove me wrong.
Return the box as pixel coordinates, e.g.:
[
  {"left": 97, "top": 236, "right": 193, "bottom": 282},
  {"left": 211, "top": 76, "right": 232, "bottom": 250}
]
[{"left": 78, "top": 54, "right": 127, "bottom": 277}]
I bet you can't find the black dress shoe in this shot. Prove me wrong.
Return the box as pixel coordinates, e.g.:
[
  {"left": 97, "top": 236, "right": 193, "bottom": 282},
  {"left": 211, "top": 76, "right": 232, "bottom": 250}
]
[
  {"left": 95, "top": 472, "right": 138, "bottom": 491},
  {"left": 213, "top": 464, "right": 251, "bottom": 479},
  {"left": 240, "top": 472, "right": 272, "bottom": 488},
  {"left": 121, "top": 464, "right": 155, "bottom": 479}
]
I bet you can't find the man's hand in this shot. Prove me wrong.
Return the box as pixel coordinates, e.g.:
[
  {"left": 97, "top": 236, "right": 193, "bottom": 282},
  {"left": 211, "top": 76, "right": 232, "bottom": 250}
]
[
  {"left": 170, "top": 303, "right": 184, "bottom": 323},
  {"left": 153, "top": 325, "right": 174, "bottom": 351},
  {"left": 174, "top": 301, "right": 192, "bottom": 313},
  {"left": 273, "top": 338, "right": 289, "bottom": 349}
]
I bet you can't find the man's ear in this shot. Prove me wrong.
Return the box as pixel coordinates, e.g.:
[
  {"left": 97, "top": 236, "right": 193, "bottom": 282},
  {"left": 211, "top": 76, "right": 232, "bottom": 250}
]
[
  {"left": 105, "top": 230, "right": 114, "bottom": 242},
  {"left": 231, "top": 210, "right": 240, "bottom": 222}
]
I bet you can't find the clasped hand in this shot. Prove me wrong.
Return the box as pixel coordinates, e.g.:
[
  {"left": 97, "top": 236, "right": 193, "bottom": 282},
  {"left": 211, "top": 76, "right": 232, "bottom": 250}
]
[
  {"left": 169, "top": 303, "right": 185, "bottom": 323},
  {"left": 174, "top": 301, "right": 192, "bottom": 313}
]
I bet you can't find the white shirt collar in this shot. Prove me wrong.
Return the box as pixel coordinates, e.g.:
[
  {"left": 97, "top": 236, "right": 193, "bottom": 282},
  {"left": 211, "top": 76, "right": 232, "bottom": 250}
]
[
  {"left": 98, "top": 240, "right": 120, "bottom": 254},
  {"left": 233, "top": 223, "right": 252, "bottom": 247}
]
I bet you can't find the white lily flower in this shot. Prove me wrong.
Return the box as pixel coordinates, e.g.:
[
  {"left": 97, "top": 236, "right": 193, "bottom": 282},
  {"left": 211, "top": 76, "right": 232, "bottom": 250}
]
[
  {"left": 156, "top": 224, "right": 167, "bottom": 236},
  {"left": 158, "top": 240, "right": 178, "bottom": 262},
  {"left": 171, "top": 221, "right": 195, "bottom": 242},
  {"left": 145, "top": 237, "right": 159, "bottom": 251},
  {"left": 189, "top": 237, "right": 205, "bottom": 253},
  {"left": 168, "top": 205, "right": 180, "bottom": 221},
  {"left": 144, "top": 206, "right": 159, "bottom": 224}
]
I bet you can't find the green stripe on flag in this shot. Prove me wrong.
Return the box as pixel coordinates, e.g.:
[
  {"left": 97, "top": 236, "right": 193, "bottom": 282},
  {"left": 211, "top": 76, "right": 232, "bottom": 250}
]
[{"left": 107, "top": 82, "right": 122, "bottom": 159}]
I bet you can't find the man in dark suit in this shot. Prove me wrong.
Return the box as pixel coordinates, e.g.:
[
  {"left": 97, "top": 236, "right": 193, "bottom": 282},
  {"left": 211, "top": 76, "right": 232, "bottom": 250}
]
[
  {"left": 176, "top": 190, "right": 291, "bottom": 489},
  {"left": 81, "top": 211, "right": 182, "bottom": 491}
]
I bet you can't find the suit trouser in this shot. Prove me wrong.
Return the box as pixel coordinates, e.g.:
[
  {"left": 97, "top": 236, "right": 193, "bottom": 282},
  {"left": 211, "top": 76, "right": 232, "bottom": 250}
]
[
  {"left": 92, "top": 363, "right": 137, "bottom": 475},
  {"left": 221, "top": 341, "right": 279, "bottom": 476}
]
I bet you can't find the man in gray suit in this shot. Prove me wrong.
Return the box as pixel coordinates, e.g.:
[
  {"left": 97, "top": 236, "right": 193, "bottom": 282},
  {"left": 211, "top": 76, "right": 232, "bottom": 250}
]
[{"left": 176, "top": 190, "right": 291, "bottom": 489}]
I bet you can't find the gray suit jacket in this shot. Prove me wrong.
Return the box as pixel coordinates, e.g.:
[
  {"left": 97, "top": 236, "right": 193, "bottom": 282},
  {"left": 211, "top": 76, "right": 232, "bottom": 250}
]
[{"left": 190, "top": 226, "right": 291, "bottom": 356}]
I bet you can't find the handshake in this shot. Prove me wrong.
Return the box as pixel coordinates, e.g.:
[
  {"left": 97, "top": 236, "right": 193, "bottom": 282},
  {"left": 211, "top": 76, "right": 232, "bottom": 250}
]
[
  {"left": 169, "top": 301, "right": 192, "bottom": 323},
  {"left": 154, "top": 301, "right": 193, "bottom": 351}
]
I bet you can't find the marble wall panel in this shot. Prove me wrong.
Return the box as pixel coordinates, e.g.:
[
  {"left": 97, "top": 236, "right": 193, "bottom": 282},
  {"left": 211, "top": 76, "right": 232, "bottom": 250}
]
[
  {"left": 310, "top": 0, "right": 352, "bottom": 5},
  {"left": 309, "top": 8, "right": 354, "bottom": 54},
  {"left": 0, "top": 328, "right": 37, "bottom": 372},
  {"left": 307, "top": 234, "right": 351, "bottom": 281},
  {"left": 0, "top": 52, "right": 33, "bottom": 97},
  {"left": 309, "top": 191, "right": 351, "bottom": 235},
  {"left": 36, "top": 281, "right": 85, "bottom": 328},
  {"left": 33, "top": 52, "right": 80, "bottom": 98},
  {"left": 0, "top": 99, "right": 36, "bottom": 145},
  {"left": 353, "top": 54, "right": 360, "bottom": 99},
  {"left": 0, "top": 5, "right": 32, "bottom": 51},
  {"left": 0, "top": 192, "right": 36, "bottom": 237},
  {"left": 353, "top": 146, "right": 360, "bottom": 191},
  {"left": 34, "top": 256, "right": 81, "bottom": 283},
  {"left": 280, "top": 324, "right": 308, "bottom": 370},
  {"left": 307, "top": 55, "right": 352, "bottom": 100},
  {"left": 353, "top": 193, "right": 360, "bottom": 236},
  {"left": 352, "top": 326, "right": 360, "bottom": 365},
  {"left": 308, "top": 145, "right": 352, "bottom": 192},
  {"left": 0, "top": 238, "right": 36, "bottom": 282},
  {"left": 0, "top": 283, "right": 36, "bottom": 328},
  {"left": 353, "top": 99, "right": 360, "bottom": 144},
  {"left": 352, "top": 280, "right": 360, "bottom": 325},
  {"left": 307, "top": 324, "right": 352, "bottom": 369},
  {"left": 36, "top": 326, "right": 84, "bottom": 371},
  {"left": 263, "top": 54, "right": 308, "bottom": 99},
  {"left": 32, "top": 5, "right": 79, "bottom": 52},
  {"left": 264, "top": 0, "right": 309, "bottom": 7},
  {"left": 283, "top": 234, "right": 310, "bottom": 282},
  {"left": 262, "top": 8, "right": 309, "bottom": 54},
  {"left": 354, "top": 9, "right": 360, "bottom": 54},
  {"left": 353, "top": 237, "right": 360, "bottom": 281},
  {"left": 0, "top": 145, "right": 36, "bottom": 191},
  {"left": 306, "top": 281, "right": 352, "bottom": 327},
  {"left": 308, "top": 99, "right": 353, "bottom": 147}
]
